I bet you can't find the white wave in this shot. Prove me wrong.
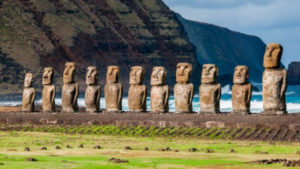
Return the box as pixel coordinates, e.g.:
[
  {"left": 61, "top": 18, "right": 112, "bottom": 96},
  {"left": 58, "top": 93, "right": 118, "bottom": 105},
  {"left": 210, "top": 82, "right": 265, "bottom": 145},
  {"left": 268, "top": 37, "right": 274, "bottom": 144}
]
[
  {"left": 252, "top": 91, "right": 262, "bottom": 95},
  {"left": 0, "top": 101, "right": 21, "bottom": 107},
  {"left": 221, "top": 85, "right": 232, "bottom": 94}
]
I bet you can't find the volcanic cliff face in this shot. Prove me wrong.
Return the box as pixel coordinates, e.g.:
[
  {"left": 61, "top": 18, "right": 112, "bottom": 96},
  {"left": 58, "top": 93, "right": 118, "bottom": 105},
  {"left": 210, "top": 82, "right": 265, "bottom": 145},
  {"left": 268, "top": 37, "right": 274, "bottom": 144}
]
[
  {"left": 0, "top": 0, "right": 199, "bottom": 95},
  {"left": 176, "top": 14, "right": 266, "bottom": 84},
  {"left": 288, "top": 62, "right": 300, "bottom": 85}
]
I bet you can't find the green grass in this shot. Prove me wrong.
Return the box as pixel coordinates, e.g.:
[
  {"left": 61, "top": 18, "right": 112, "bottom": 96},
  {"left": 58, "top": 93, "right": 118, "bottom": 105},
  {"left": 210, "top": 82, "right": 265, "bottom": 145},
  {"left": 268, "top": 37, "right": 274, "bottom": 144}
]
[
  {"left": 0, "top": 125, "right": 252, "bottom": 139},
  {"left": 0, "top": 131, "right": 299, "bottom": 169}
]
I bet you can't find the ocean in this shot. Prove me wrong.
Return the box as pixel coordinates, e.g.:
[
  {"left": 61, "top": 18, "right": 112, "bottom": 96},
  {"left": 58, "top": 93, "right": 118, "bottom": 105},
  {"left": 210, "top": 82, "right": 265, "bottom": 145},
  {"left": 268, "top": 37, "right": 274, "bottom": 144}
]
[{"left": 1, "top": 84, "right": 300, "bottom": 113}]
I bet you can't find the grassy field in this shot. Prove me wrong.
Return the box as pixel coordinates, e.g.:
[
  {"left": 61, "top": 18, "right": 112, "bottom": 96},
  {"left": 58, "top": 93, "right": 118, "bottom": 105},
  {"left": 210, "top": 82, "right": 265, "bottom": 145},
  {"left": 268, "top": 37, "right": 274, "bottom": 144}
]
[{"left": 0, "top": 131, "right": 299, "bottom": 169}]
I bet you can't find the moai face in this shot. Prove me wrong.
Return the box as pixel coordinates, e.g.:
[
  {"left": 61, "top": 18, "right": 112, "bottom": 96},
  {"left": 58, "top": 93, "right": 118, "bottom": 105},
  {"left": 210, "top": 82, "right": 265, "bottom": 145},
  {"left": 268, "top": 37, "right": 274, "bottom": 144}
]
[
  {"left": 201, "top": 64, "right": 218, "bottom": 84},
  {"left": 151, "top": 66, "right": 166, "bottom": 85},
  {"left": 42, "top": 67, "right": 54, "bottom": 85},
  {"left": 63, "top": 62, "right": 75, "bottom": 84},
  {"left": 86, "top": 66, "right": 99, "bottom": 85},
  {"left": 263, "top": 43, "right": 283, "bottom": 68},
  {"left": 129, "top": 66, "right": 144, "bottom": 85},
  {"left": 176, "top": 63, "right": 192, "bottom": 83},
  {"left": 24, "top": 73, "right": 33, "bottom": 88},
  {"left": 233, "top": 66, "right": 249, "bottom": 84},
  {"left": 106, "top": 66, "right": 119, "bottom": 83}
]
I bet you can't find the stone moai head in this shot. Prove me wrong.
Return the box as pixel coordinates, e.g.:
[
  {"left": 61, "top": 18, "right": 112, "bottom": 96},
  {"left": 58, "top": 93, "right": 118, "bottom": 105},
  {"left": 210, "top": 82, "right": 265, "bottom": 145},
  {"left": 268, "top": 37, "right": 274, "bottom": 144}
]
[
  {"left": 63, "top": 62, "right": 76, "bottom": 84},
  {"left": 233, "top": 65, "right": 249, "bottom": 84},
  {"left": 151, "top": 66, "right": 167, "bottom": 86},
  {"left": 201, "top": 64, "right": 218, "bottom": 84},
  {"left": 176, "top": 63, "right": 192, "bottom": 83},
  {"left": 42, "top": 67, "right": 54, "bottom": 85},
  {"left": 129, "top": 66, "right": 144, "bottom": 85},
  {"left": 263, "top": 43, "right": 283, "bottom": 68},
  {"left": 24, "top": 73, "right": 33, "bottom": 88},
  {"left": 106, "top": 66, "right": 119, "bottom": 83},
  {"left": 86, "top": 66, "right": 99, "bottom": 85}
]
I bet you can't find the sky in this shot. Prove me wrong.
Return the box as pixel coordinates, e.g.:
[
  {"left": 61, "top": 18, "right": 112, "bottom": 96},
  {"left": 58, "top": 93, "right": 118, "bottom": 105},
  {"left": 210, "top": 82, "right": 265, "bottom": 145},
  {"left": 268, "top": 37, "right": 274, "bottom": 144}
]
[{"left": 163, "top": 0, "right": 300, "bottom": 67}]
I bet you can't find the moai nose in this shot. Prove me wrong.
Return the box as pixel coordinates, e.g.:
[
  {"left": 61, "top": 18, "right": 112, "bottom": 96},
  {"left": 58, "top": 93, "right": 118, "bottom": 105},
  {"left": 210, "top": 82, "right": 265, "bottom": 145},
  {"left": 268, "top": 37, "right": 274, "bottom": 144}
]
[
  {"left": 267, "top": 47, "right": 274, "bottom": 57},
  {"left": 179, "top": 67, "right": 184, "bottom": 75}
]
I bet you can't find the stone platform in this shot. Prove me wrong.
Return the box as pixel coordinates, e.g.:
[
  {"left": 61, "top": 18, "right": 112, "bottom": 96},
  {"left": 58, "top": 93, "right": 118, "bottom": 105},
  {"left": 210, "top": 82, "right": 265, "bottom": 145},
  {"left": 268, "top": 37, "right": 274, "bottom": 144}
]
[{"left": 0, "top": 112, "right": 299, "bottom": 130}]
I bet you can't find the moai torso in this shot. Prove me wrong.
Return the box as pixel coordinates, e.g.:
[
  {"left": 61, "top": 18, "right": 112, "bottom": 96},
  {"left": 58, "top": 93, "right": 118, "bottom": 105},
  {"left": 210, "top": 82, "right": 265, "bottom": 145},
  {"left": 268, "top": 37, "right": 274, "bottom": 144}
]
[
  {"left": 42, "top": 85, "right": 55, "bottom": 112},
  {"left": 42, "top": 67, "right": 56, "bottom": 112},
  {"left": 199, "top": 64, "right": 221, "bottom": 113},
  {"left": 174, "top": 83, "right": 193, "bottom": 112},
  {"left": 232, "top": 66, "right": 252, "bottom": 114},
  {"left": 85, "top": 66, "right": 101, "bottom": 112},
  {"left": 263, "top": 68, "right": 287, "bottom": 113},
  {"left": 150, "top": 66, "right": 169, "bottom": 113},
  {"left": 174, "top": 63, "right": 194, "bottom": 113},
  {"left": 22, "top": 73, "right": 35, "bottom": 112},
  {"left": 262, "top": 43, "right": 287, "bottom": 114},
  {"left": 62, "top": 62, "right": 79, "bottom": 113},
  {"left": 104, "top": 66, "right": 123, "bottom": 112},
  {"left": 128, "top": 66, "right": 147, "bottom": 112}
]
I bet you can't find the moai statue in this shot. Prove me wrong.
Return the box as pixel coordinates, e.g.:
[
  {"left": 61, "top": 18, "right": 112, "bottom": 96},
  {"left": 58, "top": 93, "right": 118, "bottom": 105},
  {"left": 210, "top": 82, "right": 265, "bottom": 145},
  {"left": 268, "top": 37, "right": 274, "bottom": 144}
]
[
  {"left": 85, "top": 66, "right": 101, "bottom": 113},
  {"left": 104, "top": 66, "right": 123, "bottom": 112},
  {"left": 150, "top": 66, "right": 169, "bottom": 113},
  {"left": 22, "top": 73, "right": 35, "bottom": 112},
  {"left": 62, "top": 62, "right": 79, "bottom": 113},
  {"left": 262, "top": 43, "right": 287, "bottom": 115},
  {"left": 199, "top": 64, "right": 221, "bottom": 114},
  {"left": 232, "top": 66, "right": 252, "bottom": 115},
  {"left": 128, "top": 66, "right": 147, "bottom": 112},
  {"left": 174, "top": 63, "right": 194, "bottom": 113},
  {"left": 42, "top": 67, "right": 56, "bottom": 112}
]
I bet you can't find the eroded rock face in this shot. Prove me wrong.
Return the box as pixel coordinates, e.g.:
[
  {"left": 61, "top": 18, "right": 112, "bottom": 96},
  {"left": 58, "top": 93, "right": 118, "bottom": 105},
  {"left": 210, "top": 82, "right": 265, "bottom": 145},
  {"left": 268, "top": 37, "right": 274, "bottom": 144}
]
[
  {"left": 199, "top": 64, "right": 221, "bottom": 113},
  {"left": 104, "top": 66, "right": 122, "bottom": 112},
  {"left": 62, "top": 62, "right": 79, "bottom": 113},
  {"left": 232, "top": 66, "right": 252, "bottom": 115},
  {"left": 128, "top": 66, "right": 146, "bottom": 112},
  {"left": 150, "top": 66, "right": 169, "bottom": 113},
  {"left": 262, "top": 43, "right": 287, "bottom": 114},
  {"left": 85, "top": 66, "right": 100, "bottom": 113},
  {"left": 22, "top": 73, "right": 35, "bottom": 112},
  {"left": 42, "top": 67, "right": 56, "bottom": 112},
  {"left": 174, "top": 63, "right": 193, "bottom": 113}
]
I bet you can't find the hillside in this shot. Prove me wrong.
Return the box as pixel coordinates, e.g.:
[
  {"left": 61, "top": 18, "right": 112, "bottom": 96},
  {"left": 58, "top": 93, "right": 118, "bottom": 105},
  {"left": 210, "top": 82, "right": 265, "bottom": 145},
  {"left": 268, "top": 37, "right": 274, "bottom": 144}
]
[
  {"left": 0, "top": 0, "right": 199, "bottom": 95},
  {"left": 177, "top": 14, "right": 266, "bottom": 83},
  {"left": 0, "top": 0, "right": 275, "bottom": 96}
]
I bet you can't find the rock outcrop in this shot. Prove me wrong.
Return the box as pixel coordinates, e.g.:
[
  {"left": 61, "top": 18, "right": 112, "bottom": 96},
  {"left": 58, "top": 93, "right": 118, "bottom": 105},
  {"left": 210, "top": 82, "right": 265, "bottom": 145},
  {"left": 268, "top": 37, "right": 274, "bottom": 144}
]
[{"left": 288, "top": 62, "right": 300, "bottom": 85}]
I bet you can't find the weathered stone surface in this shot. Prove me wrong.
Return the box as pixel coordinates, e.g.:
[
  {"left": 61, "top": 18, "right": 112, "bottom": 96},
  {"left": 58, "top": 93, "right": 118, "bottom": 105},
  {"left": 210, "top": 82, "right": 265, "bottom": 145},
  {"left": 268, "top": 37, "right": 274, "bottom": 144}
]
[
  {"left": 128, "top": 66, "right": 146, "bottom": 112},
  {"left": 262, "top": 43, "right": 287, "bottom": 115},
  {"left": 62, "top": 62, "right": 79, "bottom": 113},
  {"left": 42, "top": 67, "right": 56, "bottom": 112},
  {"left": 85, "top": 66, "right": 100, "bottom": 113},
  {"left": 104, "top": 66, "right": 123, "bottom": 112},
  {"left": 174, "top": 63, "right": 193, "bottom": 113},
  {"left": 232, "top": 66, "right": 252, "bottom": 115},
  {"left": 199, "top": 64, "right": 221, "bottom": 113},
  {"left": 150, "top": 67, "right": 169, "bottom": 113},
  {"left": 22, "top": 73, "right": 35, "bottom": 112}
]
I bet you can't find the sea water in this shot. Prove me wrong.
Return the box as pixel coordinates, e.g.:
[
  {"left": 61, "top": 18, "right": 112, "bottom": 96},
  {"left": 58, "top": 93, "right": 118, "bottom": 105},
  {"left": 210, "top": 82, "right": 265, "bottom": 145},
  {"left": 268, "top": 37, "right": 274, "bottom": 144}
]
[{"left": 1, "top": 84, "right": 300, "bottom": 113}]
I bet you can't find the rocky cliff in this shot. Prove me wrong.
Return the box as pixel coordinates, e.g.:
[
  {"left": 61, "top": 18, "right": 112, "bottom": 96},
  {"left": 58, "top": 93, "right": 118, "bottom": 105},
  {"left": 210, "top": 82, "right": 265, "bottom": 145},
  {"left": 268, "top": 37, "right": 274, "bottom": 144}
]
[
  {"left": 0, "top": 0, "right": 199, "bottom": 95},
  {"left": 288, "top": 62, "right": 300, "bottom": 85},
  {"left": 0, "top": 0, "right": 274, "bottom": 96},
  {"left": 177, "top": 14, "right": 266, "bottom": 84}
]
